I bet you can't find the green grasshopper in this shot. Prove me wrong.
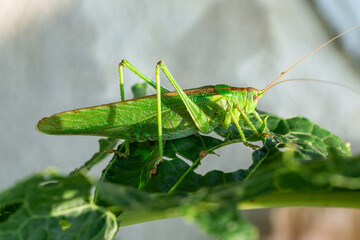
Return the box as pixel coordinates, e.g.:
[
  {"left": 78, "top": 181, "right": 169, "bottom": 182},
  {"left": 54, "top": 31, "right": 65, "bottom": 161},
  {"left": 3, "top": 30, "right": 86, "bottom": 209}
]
[{"left": 36, "top": 25, "right": 359, "bottom": 164}]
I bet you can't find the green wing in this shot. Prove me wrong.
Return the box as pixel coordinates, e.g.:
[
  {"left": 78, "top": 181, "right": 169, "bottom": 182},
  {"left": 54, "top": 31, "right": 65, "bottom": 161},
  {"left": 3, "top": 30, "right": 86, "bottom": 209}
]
[{"left": 36, "top": 88, "right": 227, "bottom": 141}]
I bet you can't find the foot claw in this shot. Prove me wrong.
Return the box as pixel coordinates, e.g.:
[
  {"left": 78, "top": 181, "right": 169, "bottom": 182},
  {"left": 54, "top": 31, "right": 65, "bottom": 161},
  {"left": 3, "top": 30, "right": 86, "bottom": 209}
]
[
  {"left": 149, "top": 157, "right": 163, "bottom": 179},
  {"left": 104, "top": 149, "right": 129, "bottom": 158},
  {"left": 116, "top": 152, "right": 129, "bottom": 158},
  {"left": 243, "top": 142, "right": 260, "bottom": 150},
  {"left": 262, "top": 132, "right": 273, "bottom": 138},
  {"left": 199, "top": 150, "right": 208, "bottom": 158},
  {"left": 198, "top": 150, "right": 220, "bottom": 158},
  {"left": 254, "top": 132, "right": 272, "bottom": 138},
  {"left": 104, "top": 148, "right": 115, "bottom": 153}
]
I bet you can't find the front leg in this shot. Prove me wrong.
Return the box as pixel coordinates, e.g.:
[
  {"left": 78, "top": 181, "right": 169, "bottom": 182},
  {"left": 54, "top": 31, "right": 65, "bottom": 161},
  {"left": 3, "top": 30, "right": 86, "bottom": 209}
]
[
  {"left": 228, "top": 108, "right": 260, "bottom": 150},
  {"left": 253, "top": 110, "right": 272, "bottom": 138}
]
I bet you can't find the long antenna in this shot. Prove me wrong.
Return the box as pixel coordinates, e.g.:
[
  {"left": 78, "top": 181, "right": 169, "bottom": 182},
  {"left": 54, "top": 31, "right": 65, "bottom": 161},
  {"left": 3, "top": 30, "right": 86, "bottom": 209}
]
[
  {"left": 262, "top": 24, "right": 360, "bottom": 93},
  {"left": 261, "top": 78, "right": 360, "bottom": 95}
]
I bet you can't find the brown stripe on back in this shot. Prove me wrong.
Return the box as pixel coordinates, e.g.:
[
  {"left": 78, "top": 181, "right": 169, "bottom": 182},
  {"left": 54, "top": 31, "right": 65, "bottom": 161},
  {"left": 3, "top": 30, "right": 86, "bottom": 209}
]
[
  {"left": 215, "top": 86, "right": 246, "bottom": 91},
  {"left": 246, "top": 87, "right": 260, "bottom": 91},
  {"left": 230, "top": 87, "right": 246, "bottom": 91},
  {"left": 49, "top": 86, "right": 219, "bottom": 116},
  {"left": 164, "top": 86, "right": 218, "bottom": 96}
]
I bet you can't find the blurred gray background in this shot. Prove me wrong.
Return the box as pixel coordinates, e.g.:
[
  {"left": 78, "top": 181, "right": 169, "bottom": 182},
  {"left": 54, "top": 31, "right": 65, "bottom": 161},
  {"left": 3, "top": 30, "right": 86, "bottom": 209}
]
[{"left": 1, "top": 0, "right": 359, "bottom": 239}]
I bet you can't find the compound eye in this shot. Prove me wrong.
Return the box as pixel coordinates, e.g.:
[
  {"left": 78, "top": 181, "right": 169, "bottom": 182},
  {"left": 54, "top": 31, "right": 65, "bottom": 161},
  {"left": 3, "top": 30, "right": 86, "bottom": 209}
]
[{"left": 253, "top": 95, "right": 259, "bottom": 102}]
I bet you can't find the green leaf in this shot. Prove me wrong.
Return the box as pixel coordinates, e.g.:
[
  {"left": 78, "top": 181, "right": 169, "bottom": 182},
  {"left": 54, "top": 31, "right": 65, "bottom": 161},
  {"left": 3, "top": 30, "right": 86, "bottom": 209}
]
[
  {"left": 99, "top": 113, "right": 351, "bottom": 195},
  {"left": 0, "top": 170, "right": 117, "bottom": 240},
  {"left": 94, "top": 112, "right": 358, "bottom": 239},
  {"left": 96, "top": 148, "right": 360, "bottom": 224},
  {"left": 7, "top": 103, "right": 359, "bottom": 240},
  {"left": 131, "top": 83, "right": 148, "bottom": 98},
  {"left": 97, "top": 141, "right": 160, "bottom": 190}
]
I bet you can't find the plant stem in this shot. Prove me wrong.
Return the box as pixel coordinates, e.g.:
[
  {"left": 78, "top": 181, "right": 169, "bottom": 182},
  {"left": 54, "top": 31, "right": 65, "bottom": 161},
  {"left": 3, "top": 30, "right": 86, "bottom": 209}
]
[
  {"left": 120, "top": 190, "right": 360, "bottom": 226},
  {"left": 239, "top": 191, "right": 360, "bottom": 209}
]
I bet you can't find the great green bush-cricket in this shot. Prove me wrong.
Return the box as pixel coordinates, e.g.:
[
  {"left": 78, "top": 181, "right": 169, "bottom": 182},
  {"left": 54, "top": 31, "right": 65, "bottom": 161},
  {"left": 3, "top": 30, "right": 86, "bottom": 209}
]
[{"left": 36, "top": 25, "right": 359, "bottom": 168}]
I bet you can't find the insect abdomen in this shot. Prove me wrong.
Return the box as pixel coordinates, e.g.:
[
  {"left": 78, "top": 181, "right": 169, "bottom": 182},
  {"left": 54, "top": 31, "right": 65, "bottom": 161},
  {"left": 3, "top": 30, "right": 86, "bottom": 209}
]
[{"left": 36, "top": 89, "right": 227, "bottom": 141}]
